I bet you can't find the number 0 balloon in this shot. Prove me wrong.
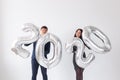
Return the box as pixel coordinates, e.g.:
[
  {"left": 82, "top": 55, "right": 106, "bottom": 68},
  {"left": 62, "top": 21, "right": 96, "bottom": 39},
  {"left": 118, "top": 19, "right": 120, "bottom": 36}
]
[
  {"left": 36, "top": 33, "right": 62, "bottom": 68},
  {"left": 82, "top": 26, "right": 112, "bottom": 53}
]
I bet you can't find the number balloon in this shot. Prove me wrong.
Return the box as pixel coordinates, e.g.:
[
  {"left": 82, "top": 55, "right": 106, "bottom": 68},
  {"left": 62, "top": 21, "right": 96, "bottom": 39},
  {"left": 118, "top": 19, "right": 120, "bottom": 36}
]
[
  {"left": 11, "top": 23, "right": 39, "bottom": 58},
  {"left": 82, "top": 26, "right": 112, "bottom": 53},
  {"left": 36, "top": 33, "right": 62, "bottom": 68},
  {"left": 66, "top": 38, "right": 95, "bottom": 68}
]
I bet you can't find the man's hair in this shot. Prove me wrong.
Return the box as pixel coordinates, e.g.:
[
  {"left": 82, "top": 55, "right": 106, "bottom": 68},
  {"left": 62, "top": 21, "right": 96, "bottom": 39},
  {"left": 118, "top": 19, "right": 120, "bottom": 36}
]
[{"left": 41, "top": 26, "right": 48, "bottom": 30}]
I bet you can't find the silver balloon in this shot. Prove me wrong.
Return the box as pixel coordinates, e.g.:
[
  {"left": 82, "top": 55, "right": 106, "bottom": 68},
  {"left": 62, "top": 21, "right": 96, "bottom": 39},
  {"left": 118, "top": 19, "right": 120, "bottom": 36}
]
[
  {"left": 82, "top": 26, "right": 112, "bottom": 53},
  {"left": 36, "top": 33, "right": 62, "bottom": 69},
  {"left": 66, "top": 38, "right": 95, "bottom": 68},
  {"left": 65, "top": 41, "right": 74, "bottom": 54},
  {"left": 11, "top": 23, "right": 39, "bottom": 58}
]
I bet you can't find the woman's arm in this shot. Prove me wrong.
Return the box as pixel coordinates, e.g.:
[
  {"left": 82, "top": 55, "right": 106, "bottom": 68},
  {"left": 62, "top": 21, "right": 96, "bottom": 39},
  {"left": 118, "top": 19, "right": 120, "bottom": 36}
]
[
  {"left": 73, "top": 46, "right": 77, "bottom": 53},
  {"left": 73, "top": 45, "right": 86, "bottom": 58},
  {"left": 84, "top": 43, "right": 91, "bottom": 49}
]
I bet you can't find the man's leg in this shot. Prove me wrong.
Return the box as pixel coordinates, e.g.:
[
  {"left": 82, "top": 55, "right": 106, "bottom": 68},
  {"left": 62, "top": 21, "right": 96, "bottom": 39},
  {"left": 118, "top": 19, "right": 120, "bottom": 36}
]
[
  {"left": 40, "top": 65, "right": 47, "bottom": 80},
  {"left": 31, "top": 58, "right": 39, "bottom": 80},
  {"left": 40, "top": 54, "right": 48, "bottom": 80}
]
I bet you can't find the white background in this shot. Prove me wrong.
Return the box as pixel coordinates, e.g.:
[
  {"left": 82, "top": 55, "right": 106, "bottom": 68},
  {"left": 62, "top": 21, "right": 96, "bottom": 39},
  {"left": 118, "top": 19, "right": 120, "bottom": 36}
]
[{"left": 0, "top": 0, "right": 120, "bottom": 80}]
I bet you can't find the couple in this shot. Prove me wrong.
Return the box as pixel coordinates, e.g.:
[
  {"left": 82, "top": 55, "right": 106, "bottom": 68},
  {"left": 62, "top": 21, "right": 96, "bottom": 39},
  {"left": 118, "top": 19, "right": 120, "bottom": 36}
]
[{"left": 25, "top": 26, "right": 89, "bottom": 80}]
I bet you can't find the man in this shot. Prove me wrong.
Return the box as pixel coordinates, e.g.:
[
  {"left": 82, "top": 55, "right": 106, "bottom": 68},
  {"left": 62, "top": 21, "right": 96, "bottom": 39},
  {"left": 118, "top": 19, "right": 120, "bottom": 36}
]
[{"left": 25, "top": 26, "right": 50, "bottom": 80}]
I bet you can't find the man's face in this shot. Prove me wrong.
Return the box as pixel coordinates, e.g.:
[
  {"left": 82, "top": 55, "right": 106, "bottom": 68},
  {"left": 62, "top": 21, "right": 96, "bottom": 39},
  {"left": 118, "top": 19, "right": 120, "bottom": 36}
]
[{"left": 40, "top": 28, "right": 48, "bottom": 35}]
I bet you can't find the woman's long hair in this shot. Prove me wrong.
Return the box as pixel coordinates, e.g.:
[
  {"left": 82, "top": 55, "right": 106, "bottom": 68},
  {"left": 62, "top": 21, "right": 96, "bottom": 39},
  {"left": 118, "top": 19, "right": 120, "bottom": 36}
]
[
  {"left": 74, "top": 28, "right": 87, "bottom": 58},
  {"left": 74, "top": 28, "right": 83, "bottom": 39}
]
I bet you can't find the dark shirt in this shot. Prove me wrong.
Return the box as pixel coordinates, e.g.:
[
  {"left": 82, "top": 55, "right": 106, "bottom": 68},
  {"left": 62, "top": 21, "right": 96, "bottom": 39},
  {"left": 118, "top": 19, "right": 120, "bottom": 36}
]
[
  {"left": 72, "top": 39, "right": 90, "bottom": 69},
  {"left": 24, "top": 41, "right": 50, "bottom": 59},
  {"left": 73, "top": 46, "right": 86, "bottom": 69}
]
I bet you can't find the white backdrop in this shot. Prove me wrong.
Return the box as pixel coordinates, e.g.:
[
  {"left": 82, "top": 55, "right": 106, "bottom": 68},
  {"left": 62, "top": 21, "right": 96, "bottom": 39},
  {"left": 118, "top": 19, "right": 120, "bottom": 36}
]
[{"left": 1, "top": 0, "right": 120, "bottom": 80}]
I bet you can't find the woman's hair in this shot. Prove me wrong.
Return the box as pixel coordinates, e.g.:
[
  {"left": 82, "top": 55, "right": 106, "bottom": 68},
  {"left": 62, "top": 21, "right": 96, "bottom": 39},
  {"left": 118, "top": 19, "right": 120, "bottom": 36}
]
[{"left": 74, "top": 28, "right": 83, "bottom": 39}]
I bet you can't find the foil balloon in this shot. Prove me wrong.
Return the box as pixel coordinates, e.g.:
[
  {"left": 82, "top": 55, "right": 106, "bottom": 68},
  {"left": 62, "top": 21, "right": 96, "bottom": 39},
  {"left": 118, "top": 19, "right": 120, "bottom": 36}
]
[
  {"left": 11, "top": 23, "right": 39, "bottom": 58},
  {"left": 36, "top": 33, "right": 62, "bottom": 68},
  {"left": 65, "top": 41, "right": 74, "bottom": 54},
  {"left": 82, "top": 26, "right": 112, "bottom": 53},
  {"left": 66, "top": 38, "right": 95, "bottom": 68}
]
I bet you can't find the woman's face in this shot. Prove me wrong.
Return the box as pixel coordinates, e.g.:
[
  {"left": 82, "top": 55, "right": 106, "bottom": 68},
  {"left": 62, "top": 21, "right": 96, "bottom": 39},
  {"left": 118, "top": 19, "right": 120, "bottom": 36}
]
[{"left": 75, "top": 30, "right": 81, "bottom": 38}]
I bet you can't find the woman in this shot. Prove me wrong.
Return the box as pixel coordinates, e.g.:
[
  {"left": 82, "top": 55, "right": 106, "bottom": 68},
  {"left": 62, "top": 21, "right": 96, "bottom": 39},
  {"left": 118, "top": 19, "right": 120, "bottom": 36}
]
[{"left": 73, "top": 28, "right": 90, "bottom": 80}]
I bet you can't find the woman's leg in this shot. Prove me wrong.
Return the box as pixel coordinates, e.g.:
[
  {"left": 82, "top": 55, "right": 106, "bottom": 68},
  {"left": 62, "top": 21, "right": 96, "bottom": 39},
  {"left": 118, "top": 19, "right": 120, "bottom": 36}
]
[{"left": 75, "top": 67, "right": 84, "bottom": 80}]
